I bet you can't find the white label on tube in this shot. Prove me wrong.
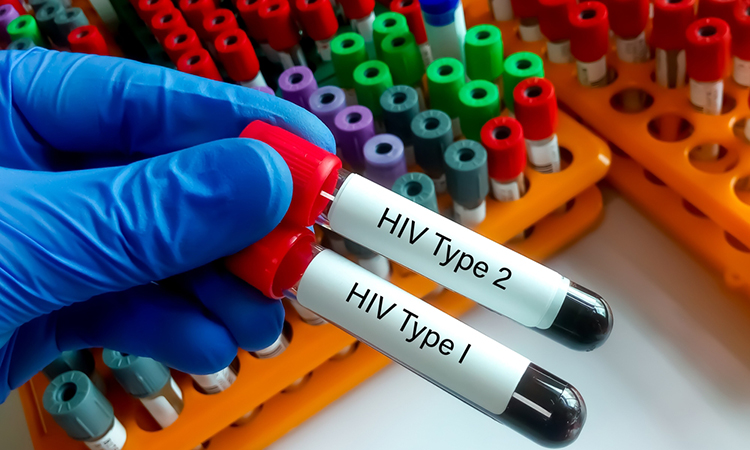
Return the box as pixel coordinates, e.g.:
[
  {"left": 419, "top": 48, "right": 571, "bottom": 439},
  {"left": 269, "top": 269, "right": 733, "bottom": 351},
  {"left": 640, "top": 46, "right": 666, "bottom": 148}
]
[
  {"left": 734, "top": 57, "right": 750, "bottom": 87},
  {"left": 191, "top": 367, "right": 237, "bottom": 394},
  {"left": 419, "top": 42, "right": 434, "bottom": 68},
  {"left": 547, "top": 40, "right": 572, "bottom": 64},
  {"left": 423, "top": 2, "right": 467, "bottom": 64},
  {"left": 353, "top": 12, "right": 376, "bottom": 43},
  {"left": 491, "top": 178, "right": 522, "bottom": 202},
  {"left": 328, "top": 174, "right": 569, "bottom": 328},
  {"left": 616, "top": 32, "right": 649, "bottom": 63},
  {"left": 85, "top": 418, "right": 127, "bottom": 450},
  {"left": 171, "top": 377, "right": 183, "bottom": 401},
  {"left": 527, "top": 135, "right": 561, "bottom": 174},
  {"left": 316, "top": 39, "right": 332, "bottom": 61},
  {"left": 296, "top": 250, "right": 531, "bottom": 413},
  {"left": 518, "top": 23, "right": 543, "bottom": 42},
  {"left": 690, "top": 79, "right": 723, "bottom": 115},
  {"left": 576, "top": 56, "right": 607, "bottom": 87},
  {"left": 141, "top": 394, "right": 179, "bottom": 428},
  {"left": 491, "top": 0, "right": 513, "bottom": 21}
]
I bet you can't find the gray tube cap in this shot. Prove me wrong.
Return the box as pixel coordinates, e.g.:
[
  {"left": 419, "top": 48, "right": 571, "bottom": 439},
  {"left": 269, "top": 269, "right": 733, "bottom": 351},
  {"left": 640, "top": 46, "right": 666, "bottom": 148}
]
[
  {"left": 392, "top": 172, "right": 439, "bottom": 213},
  {"left": 43, "top": 349, "right": 96, "bottom": 381},
  {"left": 381, "top": 85, "right": 420, "bottom": 144},
  {"left": 54, "top": 7, "right": 89, "bottom": 44},
  {"left": 444, "top": 139, "right": 489, "bottom": 209},
  {"left": 8, "top": 37, "right": 37, "bottom": 51},
  {"left": 411, "top": 109, "right": 453, "bottom": 173},
  {"left": 344, "top": 238, "right": 376, "bottom": 258},
  {"left": 102, "top": 350, "right": 169, "bottom": 398},
  {"left": 43, "top": 371, "right": 114, "bottom": 441},
  {"left": 36, "top": 1, "right": 66, "bottom": 45},
  {"left": 30, "top": 0, "right": 69, "bottom": 11}
]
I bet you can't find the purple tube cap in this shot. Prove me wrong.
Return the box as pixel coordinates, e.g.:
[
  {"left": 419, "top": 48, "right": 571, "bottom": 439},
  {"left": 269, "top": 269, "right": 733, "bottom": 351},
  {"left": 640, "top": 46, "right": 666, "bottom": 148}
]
[
  {"left": 309, "top": 85, "right": 347, "bottom": 130},
  {"left": 334, "top": 105, "right": 375, "bottom": 171},
  {"left": 278, "top": 66, "right": 318, "bottom": 111},
  {"left": 363, "top": 134, "right": 407, "bottom": 188},
  {"left": 0, "top": 4, "right": 20, "bottom": 40},
  {"left": 252, "top": 86, "right": 276, "bottom": 95}
]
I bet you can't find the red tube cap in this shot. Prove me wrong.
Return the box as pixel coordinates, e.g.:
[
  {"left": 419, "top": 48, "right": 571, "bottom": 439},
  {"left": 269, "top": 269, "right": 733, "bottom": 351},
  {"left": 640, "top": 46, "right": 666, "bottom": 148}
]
[
  {"left": 390, "top": 0, "right": 427, "bottom": 45},
  {"left": 698, "top": 0, "right": 738, "bottom": 26},
  {"left": 510, "top": 0, "right": 540, "bottom": 18},
  {"left": 136, "top": 0, "right": 174, "bottom": 24},
  {"left": 652, "top": 0, "right": 695, "bottom": 51},
  {"left": 569, "top": 1, "right": 610, "bottom": 63},
  {"left": 338, "top": 0, "right": 375, "bottom": 20},
  {"left": 150, "top": 8, "right": 188, "bottom": 43},
  {"left": 226, "top": 224, "right": 315, "bottom": 299},
  {"left": 538, "top": 0, "right": 576, "bottom": 42},
  {"left": 215, "top": 28, "right": 260, "bottom": 82},
  {"left": 68, "top": 25, "right": 109, "bottom": 56},
  {"left": 481, "top": 117, "right": 527, "bottom": 182},
  {"left": 514, "top": 77, "right": 558, "bottom": 141},
  {"left": 177, "top": 48, "right": 222, "bottom": 81},
  {"left": 202, "top": 8, "right": 238, "bottom": 43},
  {"left": 178, "top": 0, "right": 216, "bottom": 31},
  {"left": 608, "top": 0, "right": 649, "bottom": 39},
  {"left": 296, "top": 0, "right": 338, "bottom": 41},
  {"left": 163, "top": 27, "right": 202, "bottom": 64},
  {"left": 686, "top": 17, "right": 731, "bottom": 82},
  {"left": 240, "top": 121, "right": 342, "bottom": 227},
  {"left": 734, "top": 2, "right": 750, "bottom": 60},
  {"left": 258, "top": 0, "right": 300, "bottom": 51},
  {"left": 236, "top": 0, "right": 268, "bottom": 42}
]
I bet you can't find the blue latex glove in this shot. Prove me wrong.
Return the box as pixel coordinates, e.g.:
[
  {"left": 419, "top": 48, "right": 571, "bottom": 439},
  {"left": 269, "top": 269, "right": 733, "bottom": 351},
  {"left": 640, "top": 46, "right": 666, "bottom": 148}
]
[{"left": 0, "top": 49, "right": 335, "bottom": 402}]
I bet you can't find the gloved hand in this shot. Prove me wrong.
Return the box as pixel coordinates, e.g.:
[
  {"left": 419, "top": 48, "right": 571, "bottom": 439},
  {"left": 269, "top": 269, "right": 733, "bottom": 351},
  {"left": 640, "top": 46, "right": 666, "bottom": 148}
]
[{"left": 0, "top": 49, "right": 335, "bottom": 402}]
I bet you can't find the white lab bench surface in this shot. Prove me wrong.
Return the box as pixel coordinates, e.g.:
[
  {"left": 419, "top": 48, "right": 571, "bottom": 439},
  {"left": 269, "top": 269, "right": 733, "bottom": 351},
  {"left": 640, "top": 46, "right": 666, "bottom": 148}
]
[{"left": 2, "top": 187, "right": 750, "bottom": 449}]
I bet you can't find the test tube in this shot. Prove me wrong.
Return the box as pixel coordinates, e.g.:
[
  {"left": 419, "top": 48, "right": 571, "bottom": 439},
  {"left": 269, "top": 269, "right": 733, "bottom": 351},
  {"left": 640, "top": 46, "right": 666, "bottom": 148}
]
[
  {"left": 68, "top": 25, "right": 109, "bottom": 55},
  {"left": 363, "top": 133, "right": 408, "bottom": 188},
  {"left": 253, "top": 85, "right": 275, "bottom": 95},
  {"left": 339, "top": 0, "right": 377, "bottom": 57},
  {"left": 420, "top": 0, "right": 467, "bottom": 63},
  {"left": 136, "top": 0, "right": 173, "bottom": 25},
  {"left": 279, "top": 66, "right": 318, "bottom": 111},
  {"left": 150, "top": 8, "right": 188, "bottom": 44},
  {"left": 258, "top": 0, "right": 306, "bottom": 69},
  {"left": 390, "top": 0, "right": 434, "bottom": 67},
  {"left": 215, "top": 28, "right": 267, "bottom": 88},
  {"left": 238, "top": 121, "right": 613, "bottom": 351},
  {"left": 7, "top": 36, "right": 35, "bottom": 50},
  {"left": 510, "top": 0, "right": 543, "bottom": 42},
  {"left": 490, "top": 0, "right": 513, "bottom": 21},
  {"left": 426, "top": 57, "right": 465, "bottom": 138},
  {"left": 344, "top": 238, "right": 392, "bottom": 279},
  {"left": 569, "top": 2, "right": 610, "bottom": 87},
  {"left": 8, "top": 14, "right": 45, "bottom": 47},
  {"left": 309, "top": 85, "right": 348, "bottom": 132},
  {"left": 178, "top": 0, "right": 215, "bottom": 33},
  {"left": 502, "top": 52, "right": 544, "bottom": 114},
  {"left": 331, "top": 32, "right": 368, "bottom": 105},
  {"left": 353, "top": 60, "right": 394, "bottom": 132},
  {"left": 54, "top": 7, "right": 89, "bottom": 47},
  {"left": 457, "top": 80, "right": 500, "bottom": 142},
  {"left": 538, "top": 0, "right": 576, "bottom": 64},
  {"left": 381, "top": 31, "right": 427, "bottom": 110},
  {"left": 514, "top": 77, "right": 561, "bottom": 174},
  {"left": 444, "top": 139, "right": 489, "bottom": 227},
  {"left": 652, "top": 0, "right": 694, "bottom": 88},
  {"left": 235, "top": 0, "right": 279, "bottom": 63},
  {"left": 43, "top": 371, "right": 127, "bottom": 450},
  {"left": 373, "top": 11, "right": 409, "bottom": 59},
  {"left": 102, "top": 350, "right": 184, "bottom": 429},
  {"left": 608, "top": 0, "right": 650, "bottom": 63},
  {"left": 0, "top": 4, "right": 19, "bottom": 46},
  {"left": 481, "top": 117, "right": 527, "bottom": 202},
  {"left": 35, "top": 1, "right": 66, "bottom": 46},
  {"left": 177, "top": 48, "right": 222, "bottom": 80},
  {"left": 464, "top": 24, "right": 504, "bottom": 85},
  {"left": 411, "top": 109, "right": 453, "bottom": 193},
  {"left": 43, "top": 349, "right": 107, "bottom": 394},
  {"left": 334, "top": 105, "right": 376, "bottom": 171},
  {"left": 380, "top": 85, "right": 421, "bottom": 166},
  {"left": 392, "top": 172, "right": 439, "bottom": 213},
  {"left": 163, "top": 27, "right": 202, "bottom": 64},
  {"left": 733, "top": 3, "right": 750, "bottom": 87},
  {"left": 697, "top": 0, "right": 737, "bottom": 24},
  {"left": 296, "top": 0, "right": 339, "bottom": 61},
  {"left": 202, "top": 8, "right": 237, "bottom": 50}
]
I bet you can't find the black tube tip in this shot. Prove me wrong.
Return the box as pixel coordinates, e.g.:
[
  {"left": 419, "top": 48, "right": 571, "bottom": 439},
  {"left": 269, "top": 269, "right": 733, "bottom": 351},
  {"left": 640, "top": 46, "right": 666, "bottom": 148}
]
[{"left": 536, "top": 282, "right": 613, "bottom": 351}]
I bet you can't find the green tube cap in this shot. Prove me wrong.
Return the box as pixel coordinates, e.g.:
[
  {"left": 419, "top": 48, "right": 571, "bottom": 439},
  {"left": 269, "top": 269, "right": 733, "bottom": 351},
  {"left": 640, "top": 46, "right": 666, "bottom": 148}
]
[
  {"left": 373, "top": 12, "right": 409, "bottom": 59},
  {"left": 465, "top": 24, "right": 504, "bottom": 82},
  {"left": 381, "top": 32, "right": 425, "bottom": 87},
  {"left": 392, "top": 172, "right": 439, "bottom": 213},
  {"left": 381, "top": 85, "right": 420, "bottom": 144},
  {"left": 444, "top": 139, "right": 489, "bottom": 209},
  {"left": 426, "top": 57, "right": 465, "bottom": 118},
  {"left": 411, "top": 109, "right": 453, "bottom": 173},
  {"left": 8, "top": 15, "right": 45, "bottom": 47},
  {"left": 43, "top": 349, "right": 96, "bottom": 381},
  {"left": 458, "top": 80, "right": 500, "bottom": 142},
  {"left": 332, "top": 32, "right": 367, "bottom": 89},
  {"left": 503, "top": 52, "right": 544, "bottom": 112},
  {"left": 102, "top": 349, "right": 170, "bottom": 398},
  {"left": 353, "top": 60, "right": 394, "bottom": 118},
  {"left": 43, "top": 371, "right": 115, "bottom": 442}
]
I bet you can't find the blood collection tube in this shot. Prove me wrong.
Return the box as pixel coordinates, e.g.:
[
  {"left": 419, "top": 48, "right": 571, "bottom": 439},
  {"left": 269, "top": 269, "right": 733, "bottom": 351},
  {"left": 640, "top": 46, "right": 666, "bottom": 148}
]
[
  {"left": 373, "top": 11, "right": 409, "bottom": 58},
  {"left": 150, "top": 8, "right": 188, "bottom": 44},
  {"left": 236, "top": 0, "right": 279, "bottom": 63},
  {"left": 426, "top": 57, "right": 465, "bottom": 138},
  {"left": 178, "top": 0, "right": 215, "bottom": 32},
  {"left": 392, "top": 172, "right": 439, "bottom": 212},
  {"left": 35, "top": 1, "right": 66, "bottom": 46},
  {"left": 253, "top": 85, "right": 275, "bottom": 95},
  {"left": 68, "top": 25, "right": 109, "bottom": 55},
  {"left": 102, "top": 350, "right": 184, "bottom": 429},
  {"left": 514, "top": 77, "right": 560, "bottom": 174},
  {"left": 43, "top": 349, "right": 107, "bottom": 394},
  {"left": 733, "top": 2, "right": 750, "bottom": 87},
  {"left": 444, "top": 140, "right": 489, "bottom": 227},
  {"left": 457, "top": 80, "right": 500, "bottom": 142},
  {"left": 43, "top": 371, "right": 127, "bottom": 450},
  {"left": 0, "top": 4, "right": 19, "bottom": 46},
  {"left": 481, "top": 117, "right": 527, "bottom": 202},
  {"left": 381, "top": 32, "right": 427, "bottom": 110},
  {"left": 381, "top": 85, "right": 421, "bottom": 166},
  {"left": 279, "top": 66, "right": 318, "bottom": 111},
  {"left": 363, "top": 133, "right": 408, "bottom": 188},
  {"left": 334, "top": 105, "right": 376, "bottom": 170},
  {"left": 608, "top": 0, "right": 650, "bottom": 63},
  {"left": 309, "top": 85, "right": 348, "bottom": 131},
  {"left": 259, "top": 0, "right": 306, "bottom": 69},
  {"left": 420, "top": 0, "right": 467, "bottom": 63},
  {"left": 502, "top": 52, "right": 544, "bottom": 114},
  {"left": 136, "top": 0, "right": 173, "bottom": 25},
  {"left": 697, "top": 0, "right": 737, "bottom": 24},
  {"left": 464, "top": 24, "right": 504, "bottom": 84},
  {"left": 8, "top": 15, "right": 45, "bottom": 47},
  {"left": 54, "top": 8, "right": 90, "bottom": 47},
  {"left": 296, "top": 0, "right": 338, "bottom": 61},
  {"left": 511, "top": 0, "right": 542, "bottom": 42},
  {"left": 652, "top": 0, "right": 694, "bottom": 88},
  {"left": 344, "top": 238, "right": 392, "bottom": 278},
  {"left": 411, "top": 109, "right": 453, "bottom": 192},
  {"left": 7, "top": 36, "right": 35, "bottom": 50},
  {"left": 177, "top": 48, "right": 222, "bottom": 80},
  {"left": 215, "top": 28, "right": 267, "bottom": 88},
  {"left": 538, "top": 0, "right": 575, "bottom": 64},
  {"left": 202, "top": 8, "right": 237, "bottom": 47},
  {"left": 331, "top": 32, "right": 368, "bottom": 105},
  {"left": 163, "top": 27, "right": 202, "bottom": 64},
  {"left": 339, "top": 0, "right": 377, "bottom": 56},
  {"left": 490, "top": 0, "right": 512, "bottom": 21},
  {"left": 190, "top": 360, "right": 238, "bottom": 394},
  {"left": 391, "top": 0, "right": 433, "bottom": 67},
  {"left": 569, "top": 2, "right": 610, "bottom": 87},
  {"left": 353, "top": 60, "right": 394, "bottom": 132}
]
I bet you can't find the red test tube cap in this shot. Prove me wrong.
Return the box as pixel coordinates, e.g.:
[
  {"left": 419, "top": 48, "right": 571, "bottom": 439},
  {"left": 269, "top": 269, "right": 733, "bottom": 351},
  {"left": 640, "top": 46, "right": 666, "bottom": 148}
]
[
  {"left": 240, "top": 121, "right": 342, "bottom": 227},
  {"left": 202, "top": 8, "right": 238, "bottom": 43},
  {"left": 652, "top": 0, "right": 695, "bottom": 51},
  {"left": 236, "top": 0, "right": 268, "bottom": 42},
  {"left": 150, "top": 8, "right": 188, "bottom": 43},
  {"left": 608, "top": 0, "right": 649, "bottom": 39},
  {"left": 296, "top": 0, "right": 338, "bottom": 42},
  {"left": 226, "top": 225, "right": 316, "bottom": 299},
  {"left": 569, "top": 1, "right": 610, "bottom": 63},
  {"left": 163, "top": 27, "right": 202, "bottom": 64},
  {"left": 514, "top": 77, "right": 558, "bottom": 141},
  {"left": 215, "top": 28, "right": 260, "bottom": 82},
  {"left": 538, "top": 0, "right": 576, "bottom": 42},
  {"left": 178, "top": 0, "right": 216, "bottom": 30},
  {"left": 68, "top": 25, "right": 109, "bottom": 56},
  {"left": 258, "top": 0, "right": 300, "bottom": 51},
  {"left": 733, "top": 3, "right": 750, "bottom": 60},
  {"left": 338, "top": 0, "right": 375, "bottom": 20},
  {"left": 390, "top": 0, "right": 427, "bottom": 45},
  {"left": 177, "top": 48, "right": 222, "bottom": 81},
  {"left": 136, "top": 0, "right": 174, "bottom": 24},
  {"left": 698, "top": 0, "right": 737, "bottom": 26},
  {"left": 481, "top": 117, "right": 527, "bottom": 182},
  {"left": 510, "top": 0, "right": 540, "bottom": 18},
  {"left": 686, "top": 17, "right": 731, "bottom": 82}
]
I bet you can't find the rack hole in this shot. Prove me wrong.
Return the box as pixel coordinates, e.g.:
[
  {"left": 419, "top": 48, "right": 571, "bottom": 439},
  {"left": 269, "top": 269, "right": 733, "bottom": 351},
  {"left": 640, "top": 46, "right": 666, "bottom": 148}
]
[
  {"left": 231, "top": 404, "right": 263, "bottom": 427},
  {"left": 682, "top": 199, "right": 707, "bottom": 218},
  {"left": 282, "top": 372, "right": 313, "bottom": 393},
  {"left": 735, "top": 176, "right": 750, "bottom": 206},
  {"left": 644, "top": 169, "right": 666, "bottom": 186},
  {"left": 610, "top": 88, "right": 654, "bottom": 113},
  {"left": 559, "top": 146, "right": 573, "bottom": 171},
  {"left": 725, "top": 232, "right": 750, "bottom": 253},
  {"left": 330, "top": 341, "right": 360, "bottom": 361},
  {"left": 688, "top": 144, "right": 738, "bottom": 173},
  {"left": 647, "top": 114, "right": 694, "bottom": 142},
  {"left": 720, "top": 94, "right": 737, "bottom": 114},
  {"left": 732, "top": 118, "right": 750, "bottom": 143},
  {"left": 607, "top": 142, "right": 630, "bottom": 159}
]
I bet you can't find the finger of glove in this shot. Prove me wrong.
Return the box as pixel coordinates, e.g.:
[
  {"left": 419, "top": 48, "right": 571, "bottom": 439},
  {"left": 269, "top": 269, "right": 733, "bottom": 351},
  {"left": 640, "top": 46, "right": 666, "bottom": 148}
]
[
  {"left": 0, "top": 138, "right": 291, "bottom": 325},
  {"left": 5, "top": 49, "right": 336, "bottom": 164}
]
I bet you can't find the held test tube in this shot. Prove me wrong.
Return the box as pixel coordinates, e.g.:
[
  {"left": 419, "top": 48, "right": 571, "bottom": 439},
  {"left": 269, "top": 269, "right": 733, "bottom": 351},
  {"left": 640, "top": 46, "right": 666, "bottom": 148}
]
[
  {"left": 482, "top": 116, "right": 528, "bottom": 202},
  {"left": 538, "top": 0, "right": 576, "bottom": 64},
  {"left": 420, "top": 0, "right": 467, "bottom": 64},
  {"left": 444, "top": 139, "right": 490, "bottom": 227},
  {"left": 391, "top": 0, "right": 434, "bottom": 67},
  {"left": 652, "top": 0, "right": 694, "bottom": 89},
  {"left": 609, "top": 0, "right": 650, "bottom": 63},
  {"left": 240, "top": 121, "right": 613, "bottom": 351},
  {"left": 514, "top": 77, "right": 561, "bottom": 174},
  {"left": 510, "top": 0, "right": 543, "bottom": 42},
  {"left": 569, "top": 2, "right": 610, "bottom": 87},
  {"left": 381, "top": 85, "right": 421, "bottom": 166}
]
